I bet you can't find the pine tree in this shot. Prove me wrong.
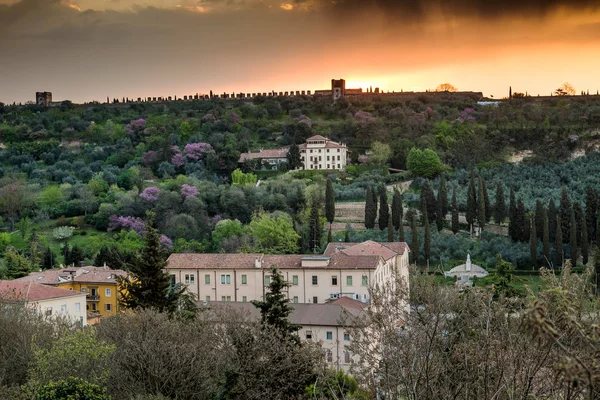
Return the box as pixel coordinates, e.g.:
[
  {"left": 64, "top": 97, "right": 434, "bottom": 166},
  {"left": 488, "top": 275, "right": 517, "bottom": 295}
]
[
  {"left": 586, "top": 187, "right": 598, "bottom": 243},
  {"left": 451, "top": 186, "right": 459, "bottom": 234},
  {"left": 493, "top": 183, "right": 506, "bottom": 224},
  {"left": 309, "top": 201, "right": 322, "bottom": 253},
  {"left": 534, "top": 200, "right": 545, "bottom": 239},
  {"left": 482, "top": 176, "right": 491, "bottom": 223},
  {"left": 555, "top": 217, "right": 563, "bottom": 269},
  {"left": 597, "top": 214, "right": 600, "bottom": 249},
  {"left": 548, "top": 199, "right": 557, "bottom": 243},
  {"left": 420, "top": 180, "right": 437, "bottom": 223},
  {"left": 378, "top": 185, "right": 389, "bottom": 230},
  {"left": 594, "top": 246, "right": 600, "bottom": 294},
  {"left": 4, "top": 247, "right": 32, "bottom": 279},
  {"left": 508, "top": 187, "right": 517, "bottom": 240},
  {"left": 387, "top": 212, "right": 394, "bottom": 242},
  {"left": 398, "top": 213, "right": 405, "bottom": 242},
  {"left": 530, "top": 217, "right": 537, "bottom": 268},
  {"left": 410, "top": 211, "right": 419, "bottom": 264},
  {"left": 344, "top": 225, "right": 351, "bottom": 242},
  {"left": 439, "top": 173, "right": 449, "bottom": 217},
  {"left": 391, "top": 189, "right": 403, "bottom": 231},
  {"left": 574, "top": 202, "right": 584, "bottom": 246},
  {"left": 515, "top": 199, "right": 527, "bottom": 242},
  {"left": 117, "top": 212, "right": 182, "bottom": 313},
  {"left": 424, "top": 213, "right": 431, "bottom": 265},
  {"left": 29, "top": 231, "right": 42, "bottom": 270},
  {"left": 543, "top": 208, "right": 550, "bottom": 266},
  {"left": 436, "top": 180, "right": 445, "bottom": 232},
  {"left": 42, "top": 247, "right": 56, "bottom": 270},
  {"left": 325, "top": 179, "right": 335, "bottom": 228},
  {"left": 559, "top": 186, "right": 572, "bottom": 244},
  {"left": 582, "top": 211, "right": 589, "bottom": 265},
  {"left": 477, "top": 175, "right": 486, "bottom": 232},
  {"left": 466, "top": 169, "right": 477, "bottom": 232},
  {"left": 364, "top": 186, "right": 376, "bottom": 229},
  {"left": 252, "top": 267, "right": 300, "bottom": 342},
  {"left": 570, "top": 208, "right": 578, "bottom": 266}
]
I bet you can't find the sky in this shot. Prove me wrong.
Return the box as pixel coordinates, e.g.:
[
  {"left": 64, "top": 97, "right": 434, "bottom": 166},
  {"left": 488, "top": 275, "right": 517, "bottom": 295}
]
[{"left": 0, "top": 0, "right": 599, "bottom": 104}]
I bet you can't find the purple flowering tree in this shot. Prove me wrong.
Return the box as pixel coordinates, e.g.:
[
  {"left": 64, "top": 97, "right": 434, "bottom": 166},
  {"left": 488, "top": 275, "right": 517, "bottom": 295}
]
[
  {"left": 159, "top": 235, "right": 173, "bottom": 250},
  {"left": 184, "top": 143, "right": 214, "bottom": 161},
  {"left": 141, "top": 151, "right": 158, "bottom": 166},
  {"left": 230, "top": 112, "right": 240, "bottom": 124},
  {"left": 294, "top": 115, "right": 312, "bottom": 129},
  {"left": 108, "top": 216, "right": 145, "bottom": 235},
  {"left": 355, "top": 111, "right": 376, "bottom": 127},
  {"left": 140, "top": 186, "right": 160, "bottom": 202},
  {"left": 171, "top": 146, "right": 186, "bottom": 167},
  {"left": 458, "top": 108, "right": 476, "bottom": 123},
  {"left": 126, "top": 118, "right": 146, "bottom": 136},
  {"left": 181, "top": 184, "right": 199, "bottom": 199}
]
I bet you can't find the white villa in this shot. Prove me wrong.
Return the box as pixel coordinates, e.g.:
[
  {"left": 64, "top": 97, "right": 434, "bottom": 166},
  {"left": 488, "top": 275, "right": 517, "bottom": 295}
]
[{"left": 444, "top": 254, "right": 488, "bottom": 286}]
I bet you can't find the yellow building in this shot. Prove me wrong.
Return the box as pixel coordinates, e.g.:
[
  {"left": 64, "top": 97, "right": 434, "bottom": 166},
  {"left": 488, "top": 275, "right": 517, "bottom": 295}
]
[{"left": 13, "top": 266, "right": 127, "bottom": 324}]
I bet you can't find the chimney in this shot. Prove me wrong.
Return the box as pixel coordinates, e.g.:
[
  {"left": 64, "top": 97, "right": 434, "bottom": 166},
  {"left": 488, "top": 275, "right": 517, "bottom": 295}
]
[
  {"left": 103, "top": 262, "right": 108, "bottom": 270},
  {"left": 255, "top": 256, "right": 262, "bottom": 269}
]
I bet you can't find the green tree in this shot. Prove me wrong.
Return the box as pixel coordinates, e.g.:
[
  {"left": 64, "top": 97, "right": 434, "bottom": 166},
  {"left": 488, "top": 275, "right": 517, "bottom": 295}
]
[
  {"left": 466, "top": 169, "right": 477, "bottom": 233},
  {"left": 309, "top": 201, "right": 322, "bottom": 253},
  {"left": 424, "top": 212, "right": 431, "bottom": 265},
  {"left": 391, "top": 189, "right": 403, "bottom": 231},
  {"left": 438, "top": 173, "right": 449, "bottom": 217},
  {"left": 543, "top": 208, "right": 550, "bottom": 266},
  {"left": 548, "top": 199, "right": 557, "bottom": 243},
  {"left": 420, "top": 180, "right": 437, "bottom": 224},
  {"left": 42, "top": 247, "right": 56, "bottom": 270},
  {"left": 477, "top": 175, "right": 486, "bottom": 232},
  {"left": 508, "top": 187, "right": 516, "bottom": 240},
  {"left": 530, "top": 217, "right": 537, "bottom": 268},
  {"left": 406, "top": 148, "right": 443, "bottom": 178},
  {"left": 534, "top": 200, "right": 545, "bottom": 239},
  {"left": 250, "top": 212, "right": 300, "bottom": 254},
  {"left": 33, "top": 378, "right": 111, "bottom": 400},
  {"left": 410, "top": 211, "right": 419, "bottom": 264},
  {"left": 117, "top": 212, "right": 184, "bottom": 313},
  {"left": 585, "top": 187, "right": 597, "bottom": 243},
  {"left": 491, "top": 255, "right": 519, "bottom": 298},
  {"left": 369, "top": 141, "right": 392, "bottom": 166},
  {"left": 570, "top": 208, "right": 578, "bottom": 266},
  {"left": 16, "top": 217, "right": 31, "bottom": 240},
  {"left": 515, "top": 200, "right": 527, "bottom": 242},
  {"left": 38, "top": 186, "right": 64, "bottom": 210},
  {"left": 286, "top": 143, "right": 302, "bottom": 170},
  {"left": 594, "top": 246, "right": 600, "bottom": 294},
  {"left": 231, "top": 169, "right": 257, "bottom": 186},
  {"left": 378, "top": 185, "right": 389, "bottom": 230},
  {"left": 582, "top": 211, "right": 589, "bottom": 265},
  {"left": 325, "top": 179, "right": 335, "bottom": 228},
  {"left": 252, "top": 267, "right": 300, "bottom": 342},
  {"left": 493, "top": 183, "right": 506, "bottom": 224},
  {"left": 364, "top": 186, "right": 376, "bottom": 229},
  {"left": 555, "top": 216, "right": 563, "bottom": 268},
  {"left": 398, "top": 213, "right": 405, "bottom": 242},
  {"left": 559, "top": 186, "right": 572, "bottom": 244},
  {"left": 387, "top": 213, "right": 394, "bottom": 242},
  {"left": 451, "top": 186, "right": 459, "bottom": 235},
  {"left": 211, "top": 219, "right": 245, "bottom": 250},
  {"left": 4, "top": 247, "right": 32, "bottom": 279}
]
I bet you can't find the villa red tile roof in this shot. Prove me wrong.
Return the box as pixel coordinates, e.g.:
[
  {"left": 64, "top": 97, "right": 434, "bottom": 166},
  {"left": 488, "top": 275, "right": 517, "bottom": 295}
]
[
  {"left": 0, "top": 281, "right": 84, "bottom": 302},
  {"left": 238, "top": 148, "right": 288, "bottom": 162},
  {"left": 330, "top": 296, "right": 368, "bottom": 310},
  {"left": 13, "top": 266, "right": 127, "bottom": 285},
  {"left": 323, "top": 241, "right": 408, "bottom": 259}
]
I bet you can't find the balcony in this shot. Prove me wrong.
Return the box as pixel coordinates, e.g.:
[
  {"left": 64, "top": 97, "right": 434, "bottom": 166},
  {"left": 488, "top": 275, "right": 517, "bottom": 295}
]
[{"left": 86, "top": 295, "right": 100, "bottom": 301}]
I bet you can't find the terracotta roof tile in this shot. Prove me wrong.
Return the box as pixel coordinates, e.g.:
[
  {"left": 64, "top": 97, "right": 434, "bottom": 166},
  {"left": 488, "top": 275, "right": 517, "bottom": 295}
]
[
  {"left": 324, "top": 241, "right": 407, "bottom": 259},
  {"left": 239, "top": 148, "right": 288, "bottom": 162},
  {"left": 0, "top": 281, "right": 84, "bottom": 302},
  {"left": 13, "top": 266, "right": 127, "bottom": 285}
]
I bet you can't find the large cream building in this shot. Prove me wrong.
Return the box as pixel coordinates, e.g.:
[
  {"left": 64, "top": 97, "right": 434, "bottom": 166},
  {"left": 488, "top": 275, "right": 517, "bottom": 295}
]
[
  {"left": 166, "top": 240, "right": 409, "bottom": 305},
  {"left": 299, "top": 135, "right": 348, "bottom": 170}
]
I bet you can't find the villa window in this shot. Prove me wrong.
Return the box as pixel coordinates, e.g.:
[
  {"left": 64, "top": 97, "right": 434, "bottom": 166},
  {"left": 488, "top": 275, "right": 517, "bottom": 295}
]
[
  {"left": 205, "top": 274, "right": 210, "bottom": 284},
  {"left": 326, "top": 331, "right": 333, "bottom": 340},
  {"left": 241, "top": 274, "right": 247, "bottom": 285},
  {"left": 346, "top": 276, "right": 353, "bottom": 286},
  {"left": 306, "top": 330, "right": 313, "bottom": 340},
  {"left": 312, "top": 276, "right": 318, "bottom": 285},
  {"left": 105, "top": 288, "right": 111, "bottom": 297},
  {"left": 292, "top": 275, "right": 299, "bottom": 285},
  {"left": 105, "top": 303, "right": 112, "bottom": 312},
  {"left": 332, "top": 276, "right": 337, "bottom": 285},
  {"left": 362, "top": 276, "right": 368, "bottom": 286}
]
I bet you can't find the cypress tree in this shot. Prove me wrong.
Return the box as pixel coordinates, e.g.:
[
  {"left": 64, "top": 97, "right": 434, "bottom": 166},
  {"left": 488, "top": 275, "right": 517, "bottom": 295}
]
[
  {"left": 420, "top": 180, "right": 437, "bottom": 223},
  {"left": 391, "top": 189, "right": 403, "bottom": 231},
  {"left": 286, "top": 143, "right": 302, "bottom": 170},
  {"left": 596, "top": 213, "right": 600, "bottom": 249},
  {"left": 594, "top": 245, "right": 600, "bottom": 294},
  {"left": 515, "top": 199, "right": 527, "bottom": 242},
  {"left": 378, "top": 185, "right": 389, "bottom": 230},
  {"left": 535, "top": 200, "right": 545, "bottom": 239},
  {"left": 559, "top": 186, "right": 572, "bottom": 244},
  {"left": 530, "top": 217, "right": 537, "bottom": 268},
  {"left": 424, "top": 212, "right": 431, "bottom": 265},
  {"left": 548, "top": 199, "right": 557, "bottom": 242},
  {"left": 327, "top": 227, "right": 333, "bottom": 244},
  {"left": 439, "top": 173, "right": 449, "bottom": 216},
  {"left": 582, "top": 211, "right": 589, "bottom": 265},
  {"left": 508, "top": 187, "right": 517, "bottom": 240},
  {"left": 570, "top": 208, "right": 578, "bottom": 266},
  {"left": 387, "top": 212, "right": 394, "bottom": 242},
  {"left": 555, "top": 217, "right": 563, "bottom": 269},
  {"left": 325, "top": 179, "right": 335, "bottom": 227},
  {"left": 482, "top": 176, "right": 491, "bottom": 223},
  {"left": 543, "top": 208, "right": 550, "bottom": 266},
  {"left": 451, "top": 186, "right": 459, "bottom": 234},
  {"left": 574, "top": 202, "right": 583, "bottom": 245},
  {"left": 466, "top": 169, "right": 477, "bottom": 232},
  {"left": 477, "top": 175, "right": 486, "bottom": 232},
  {"left": 364, "top": 186, "right": 376, "bottom": 229},
  {"left": 344, "top": 228, "right": 351, "bottom": 243},
  {"left": 493, "top": 183, "right": 506, "bottom": 224},
  {"left": 436, "top": 189, "right": 445, "bottom": 233},
  {"left": 309, "top": 201, "right": 322, "bottom": 253},
  {"left": 398, "top": 213, "right": 405, "bottom": 242},
  {"left": 586, "top": 187, "right": 598, "bottom": 243},
  {"left": 42, "top": 247, "right": 56, "bottom": 270},
  {"left": 411, "top": 211, "right": 419, "bottom": 264}
]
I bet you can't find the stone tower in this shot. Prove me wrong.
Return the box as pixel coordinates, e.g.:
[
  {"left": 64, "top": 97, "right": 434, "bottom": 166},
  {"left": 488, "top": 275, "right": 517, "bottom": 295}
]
[
  {"left": 36, "top": 92, "right": 52, "bottom": 107},
  {"left": 331, "top": 79, "right": 345, "bottom": 100}
]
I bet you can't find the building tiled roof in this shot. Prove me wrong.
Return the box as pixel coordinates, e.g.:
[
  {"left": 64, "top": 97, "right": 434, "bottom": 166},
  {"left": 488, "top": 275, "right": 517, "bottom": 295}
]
[
  {"left": 299, "top": 140, "right": 346, "bottom": 150},
  {"left": 13, "top": 266, "right": 127, "bottom": 285},
  {"left": 238, "top": 148, "right": 289, "bottom": 162},
  {"left": 328, "top": 252, "right": 381, "bottom": 270},
  {"left": 307, "top": 135, "right": 329, "bottom": 141},
  {"left": 323, "top": 241, "right": 408, "bottom": 259},
  {"left": 205, "top": 301, "right": 362, "bottom": 327},
  {"left": 330, "top": 296, "right": 368, "bottom": 310},
  {"left": 0, "top": 281, "right": 84, "bottom": 302}
]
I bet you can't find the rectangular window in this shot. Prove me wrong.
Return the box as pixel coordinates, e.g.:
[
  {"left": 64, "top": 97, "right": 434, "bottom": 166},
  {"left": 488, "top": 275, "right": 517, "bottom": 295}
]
[
  {"left": 344, "top": 351, "right": 351, "bottom": 364},
  {"left": 74, "top": 303, "right": 80, "bottom": 312},
  {"left": 313, "top": 296, "right": 318, "bottom": 304},
  {"left": 169, "top": 275, "right": 176, "bottom": 285},
  {"left": 105, "top": 288, "right": 111, "bottom": 297},
  {"left": 346, "top": 276, "right": 353, "bottom": 286},
  {"left": 91, "top": 303, "right": 97, "bottom": 311},
  {"left": 292, "top": 275, "right": 299, "bottom": 285},
  {"left": 362, "top": 276, "right": 368, "bottom": 286},
  {"left": 327, "top": 350, "right": 333, "bottom": 363},
  {"left": 221, "top": 274, "right": 226, "bottom": 284},
  {"left": 293, "top": 296, "right": 299, "bottom": 303},
  {"left": 105, "top": 303, "right": 112, "bottom": 312},
  {"left": 337, "top": 164, "right": 340, "bottom": 169},
  {"left": 241, "top": 274, "right": 247, "bottom": 285},
  {"left": 185, "top": 274, "right": 194, "bottom": 284},
  {"left": 45, "top": 307, "right": 52, "bottom": 316},
  {"left": 226, "top": 275, "right": 231, "bottom": 284},
  {"left": 227, "top": 296, "right": 231, "bottom": 302},
  {"left": 337, "top": 149, "right": 340, "bottom": 152},
  {"left": 205, "top": 296, "right": 210, "bottom": 302},
  {"left": 327, "top": 156, "right": 330, "bottom": 161},
  {"left": 312, "top": 276, "right": 318, "bottom": 285},
  {"left": 306, "top": 330, "right": 313, "bottom": 340},
  {"left": 326, "top": 331, "right": 333, "bottom": 340},
  {"left": 205, "top": 274, "right": 211, "bottom": 284},
  {"left": 265, "top": 276, "right": 271, "bottom": 285},
  {"left": 331, "top": 276, "right": 337, "bottom": 285},
  {"left": 327, "top": 164, "right": 330, "bottom": 169},
  {"left": 60, "top": 304, "right": 67, "bottom": 313},
  {"left": 319, "top": 156, "right": 322, "bottom": 161},
  {"left": 337, "top": 155, "right": 340, "bottom": 160},
  {"left": 221, "top": 296, "right": 226, "bottom": 301},
  {"left": 242, "top": 296, "right": 247, "bottom": 302},
  {"left": 344, "top": 333, "right": 350, "bottom": 341}
]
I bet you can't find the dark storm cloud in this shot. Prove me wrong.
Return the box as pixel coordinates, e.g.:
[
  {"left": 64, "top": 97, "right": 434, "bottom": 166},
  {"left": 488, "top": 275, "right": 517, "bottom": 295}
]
[{"left": 316, "top": 0, "right": 600, "bottom": 20}]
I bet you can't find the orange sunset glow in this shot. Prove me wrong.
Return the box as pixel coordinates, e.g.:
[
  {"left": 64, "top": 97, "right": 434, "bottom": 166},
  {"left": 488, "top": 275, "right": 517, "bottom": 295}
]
[{"left": 0, "top": 0, "right": 599, "bottom": 103}]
